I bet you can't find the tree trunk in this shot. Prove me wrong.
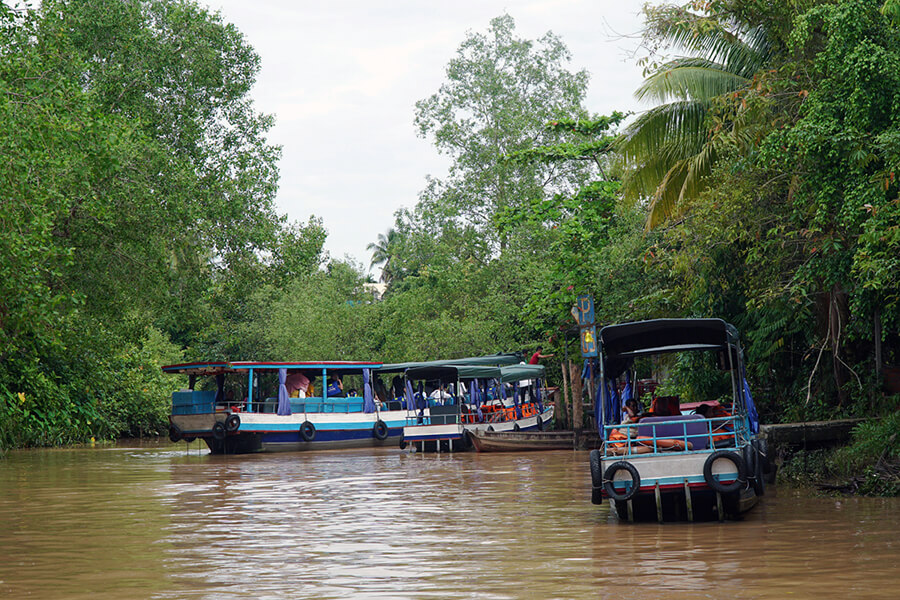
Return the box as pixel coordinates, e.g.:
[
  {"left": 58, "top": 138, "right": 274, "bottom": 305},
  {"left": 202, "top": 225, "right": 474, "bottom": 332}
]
[
  {"left": 558, "top": 362, "right": 569, "bottom": 430},
  {"left": 570, "top": 361, "right": 583, "bottom": 433}
]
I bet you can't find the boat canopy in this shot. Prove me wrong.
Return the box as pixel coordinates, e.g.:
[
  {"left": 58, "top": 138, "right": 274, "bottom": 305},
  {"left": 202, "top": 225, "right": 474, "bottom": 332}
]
[
  {"left": 599, "top": 318, "right": 739, "bottom": 359},
  {"left": 162, "top": 360, "right": 382, "bottom": 375},
  {"left": 161, "top": 361, "right": 233, "bottom": 375},
  {"left": 377, "top": 352, "right": 522, "bottom": 373},
  {"left": 405, "top": 365, "right": 502, "bottom": 383},
  {"left": 499, "top": 364, "right": 545, "bottom": 383}
]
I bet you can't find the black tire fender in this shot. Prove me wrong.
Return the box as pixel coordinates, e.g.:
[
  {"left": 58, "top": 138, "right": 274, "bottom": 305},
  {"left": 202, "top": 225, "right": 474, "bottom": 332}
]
[
  {"left": 703, "top": 450, "right": 746, "bottom": 493},
  {"left": 225, "top": 414, "right": 241, "bottom": 432},
  {"left": 372, "top": 420, "right": 389, "bottom": 441},
  {"left": 212, "top": 421, "right": 227, "bottom": 441},
  {"left": 399, "top": 432, "right": 407, "bottom": 450},
  {"left": 513, "top": 422, "right": 521, "bottom": 432},
  {"left": 168, "top": 424, "right": 183, "bottom": 443},
  {"left": 589, "top": 449, "right": 604, "bottom": 504},
  {"left": 536, "top": 415, "right": 543, "bottom": 431},
  {"left": 299, "top": 420, "right": 316, "bottom": 442},
  {"left": 602, "top": 461, "right": 641, "bottom": 502}
]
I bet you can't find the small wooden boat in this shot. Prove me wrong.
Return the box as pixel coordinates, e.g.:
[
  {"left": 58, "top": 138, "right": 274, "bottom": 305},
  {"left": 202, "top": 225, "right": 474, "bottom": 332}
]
[{"left": 468, "top": 429, "right": 574, "bottom": 452}]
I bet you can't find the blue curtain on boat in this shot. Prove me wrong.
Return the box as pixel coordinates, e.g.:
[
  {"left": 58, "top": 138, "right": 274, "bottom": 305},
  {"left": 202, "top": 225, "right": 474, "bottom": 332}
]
[
  {"left": 215, "top": 374, "right": 225, "bottom": 406},
  {"left": 535, "top": 378, "right": 543, "bottom": 413},
  {"left": 600, "top": 377, "right": 620, "bottom": 431},
  {"left": 417, "top": 382, "right": 427, "bottom": 423},
  {"left": 362, "top": 369, "right": 375, "bottom": 413},
  {"left": 276, "top": 368, "right": 291, "bottom": 416},
  {"left": 512, "top": 382, "right": 522, "bottom": 419},
  {"left": 471, "top": 378, "right": 483, "bottom": 422},
  {"left": 742, "top": 370, "right": 759, "bottom": 434},
  {"left": 622, "top": 370, "right": 633, "bottom": 404},
  {"left": 404, "top": 378, "right": 415, "bottom": 411}
]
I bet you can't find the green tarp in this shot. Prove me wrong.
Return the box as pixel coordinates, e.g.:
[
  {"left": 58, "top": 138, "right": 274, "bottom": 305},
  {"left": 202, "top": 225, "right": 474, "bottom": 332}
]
[{"left": 377, "top": 353, "right": 522, "bottom": 374}]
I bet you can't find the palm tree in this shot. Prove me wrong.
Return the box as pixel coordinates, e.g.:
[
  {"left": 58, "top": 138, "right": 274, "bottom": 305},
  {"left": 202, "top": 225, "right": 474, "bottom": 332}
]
[
  {"left": 367, "top": 228, "right": 400, "bottom": 283},
  {"left": 617, "top": 10, "right": 773, "bottom": 229}
]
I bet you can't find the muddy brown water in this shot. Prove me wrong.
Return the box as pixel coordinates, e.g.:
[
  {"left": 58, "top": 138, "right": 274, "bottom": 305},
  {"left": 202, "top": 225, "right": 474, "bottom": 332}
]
[{"left": 1, "top": 441, "right": 897, "bottom": 599}]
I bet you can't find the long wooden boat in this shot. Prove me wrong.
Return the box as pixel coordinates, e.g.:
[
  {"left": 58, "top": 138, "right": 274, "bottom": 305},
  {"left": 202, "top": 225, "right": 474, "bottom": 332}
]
[
  {"left": 589, "top": 318, "right": 766, "bottom": 522},
  {"left": 468, "top": 429, "right": 574, "bottom": 452}
]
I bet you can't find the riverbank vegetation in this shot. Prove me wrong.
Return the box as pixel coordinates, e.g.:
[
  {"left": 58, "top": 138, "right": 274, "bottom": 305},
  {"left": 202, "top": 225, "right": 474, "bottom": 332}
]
[{"left": 1, "top": 0, "right": 898, "bottom": 488}]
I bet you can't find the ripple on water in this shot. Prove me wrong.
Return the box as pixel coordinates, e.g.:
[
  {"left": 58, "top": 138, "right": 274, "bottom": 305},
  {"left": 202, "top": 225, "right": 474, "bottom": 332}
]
[{"left": 1, "top": 445, "right": 898, "bottom": 599}]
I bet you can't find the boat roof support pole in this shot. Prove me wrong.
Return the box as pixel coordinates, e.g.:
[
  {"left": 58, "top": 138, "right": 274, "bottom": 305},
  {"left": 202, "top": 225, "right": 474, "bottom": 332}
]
[
  {"left": 247, "top": 369, "right": 254, "bottom": 413},
  {"left": 598, "top": 351, "right": 606, "bottom": 436},
  {"left": 322, "top": 368, "right": 327, "bottom": 401}
]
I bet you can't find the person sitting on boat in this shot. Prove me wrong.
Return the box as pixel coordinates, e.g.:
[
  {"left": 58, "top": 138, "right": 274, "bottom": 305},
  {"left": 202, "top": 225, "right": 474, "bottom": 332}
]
[
  {"left": 623, "top": 398, "right": 642, "bottom": 423},
  {"left": 326, "top": 376, "right": 345, "bottom": 398},
  {"left": 285, "top": 372, "right": 310, "bottom": 398},
  {"left": 429, "top": 385, "right": 452, "bottom": 405}
]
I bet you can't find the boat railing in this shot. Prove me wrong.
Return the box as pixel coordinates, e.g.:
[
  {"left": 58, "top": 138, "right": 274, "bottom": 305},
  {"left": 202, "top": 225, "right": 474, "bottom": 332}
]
[{"left": 602, "top": 414, "right": 749, "bottom": 458}]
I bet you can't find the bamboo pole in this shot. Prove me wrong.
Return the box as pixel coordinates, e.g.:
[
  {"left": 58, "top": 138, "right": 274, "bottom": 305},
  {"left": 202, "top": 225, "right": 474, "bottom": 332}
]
[{"left": 560, "top": 361, "right": 570, "bottom": 430}]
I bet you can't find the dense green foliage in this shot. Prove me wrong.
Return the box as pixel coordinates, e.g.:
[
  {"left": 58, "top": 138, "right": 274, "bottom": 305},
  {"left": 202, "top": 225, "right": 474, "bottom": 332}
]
[
  {"left": 0, "top": 0, "right": 324, "bottom": 448},
  {"left": 2, "top": 1, "right": 897, "bottom": 472}
]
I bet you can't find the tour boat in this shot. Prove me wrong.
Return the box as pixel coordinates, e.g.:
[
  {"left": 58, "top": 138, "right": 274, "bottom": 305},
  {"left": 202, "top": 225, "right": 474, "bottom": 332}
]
[
  {"left": 164, "top": 360, "right": 406, "bottom": 453},
  {"left": 588, "top": 318, "right": 766, "bottom": 521},
  {"left": 401, "top": 363, "right": 554, "bottom": 452},
  {"left": 163, "top": 354, "right": 525, "bottom": 454}
]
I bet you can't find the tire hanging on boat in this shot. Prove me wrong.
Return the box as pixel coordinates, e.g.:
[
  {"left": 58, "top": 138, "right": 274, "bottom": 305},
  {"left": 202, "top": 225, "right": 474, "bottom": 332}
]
[
  {"left": 602, "top": 461, "right": 640, "bottom": 502},
  {"left": 589, "top": 449, "right": 604, "bottom": 505},
  {"left": 398, "top": 432, "right": 407, "bottom": 450},
  {"left": 168, "top": 424, "right": 183, "bottom": 443},
  {"left": 212, "top": 421, "right": 227, "bottom": 441},
  {"left": 225, "top": 414, "right": 241, "bottom": 432},
  {"left": 744, "top": 442, "right": 765, "bottom": 496},
  {"left": 299, "top": 420, "right": 316, "bottom": 442},
  {"left": 536, "top": 415, "right": 543, "bottom": 431},
  {"left": 703, "top": 450, "right": 746, "bottom": 493},
  {"left": 372, "top": 420, "right": 389, "bottom": 441},
  {"left": 513, "top": 422, "right": 521, "bottom": 432}
]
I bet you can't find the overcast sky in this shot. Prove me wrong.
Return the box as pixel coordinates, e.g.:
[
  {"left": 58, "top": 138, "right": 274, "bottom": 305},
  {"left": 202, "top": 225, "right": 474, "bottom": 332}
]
[{"left": 206, "top": 0, "right": 648, "bottom": 275}]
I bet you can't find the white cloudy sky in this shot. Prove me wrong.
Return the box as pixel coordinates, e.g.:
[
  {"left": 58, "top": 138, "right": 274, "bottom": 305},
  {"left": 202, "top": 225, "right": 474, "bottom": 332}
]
[{"left": 206, "top": 0, "right": 648, "bottom": 274}]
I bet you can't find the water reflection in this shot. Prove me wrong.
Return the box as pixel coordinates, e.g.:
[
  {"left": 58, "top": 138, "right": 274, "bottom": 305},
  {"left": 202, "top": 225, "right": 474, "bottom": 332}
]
[{"left": 0, "top": 442, "right": 897, "bottom": 599}]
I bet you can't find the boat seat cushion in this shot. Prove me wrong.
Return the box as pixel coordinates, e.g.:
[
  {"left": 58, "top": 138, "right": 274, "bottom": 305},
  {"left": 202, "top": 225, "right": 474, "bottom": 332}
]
[{"left": 638, "top": 414, "right": 709, "bottom": 450}]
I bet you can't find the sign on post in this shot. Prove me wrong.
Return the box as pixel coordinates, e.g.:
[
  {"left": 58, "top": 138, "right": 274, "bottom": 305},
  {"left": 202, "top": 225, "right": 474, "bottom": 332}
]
[
  {"left": 580, "top": 325, "right": 598, "bottom": 357},
  {"left": 573, "top": 294, "right": 598, "bottom": 357}
]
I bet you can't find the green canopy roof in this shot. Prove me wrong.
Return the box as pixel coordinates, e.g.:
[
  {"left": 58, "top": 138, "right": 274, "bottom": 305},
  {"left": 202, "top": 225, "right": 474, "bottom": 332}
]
[
  {"left": 403, "top": 363, "right": 545, "bottom": 384},
  {"left": 377, "top": 352, "right": 522, "bottom": 373},
  {"left": 405, "top": 365, "right": 501, "bottom": 382},
  {"left": 499, "top": 364, "right": 545, "bottom": 383}
]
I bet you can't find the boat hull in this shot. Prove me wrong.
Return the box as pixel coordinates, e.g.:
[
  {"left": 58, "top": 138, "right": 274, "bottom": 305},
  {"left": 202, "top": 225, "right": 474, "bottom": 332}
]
[
  {"left": 170, "top": 409, "right": 410, "bottom": 454},
  {"left": 596, "top": 448, "right": 761, "bottom": 521},
  {"left": 402, "top": 406, "right": 555, "bottom": 452},
  {"left": 469, "top": 429, "right": 574, "bottom": 452}
]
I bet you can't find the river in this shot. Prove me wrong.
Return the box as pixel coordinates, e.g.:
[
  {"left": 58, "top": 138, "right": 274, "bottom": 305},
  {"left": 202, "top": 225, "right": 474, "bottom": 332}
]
[{"left": 1, "top": 441, "right": 897, "bottom": 599}]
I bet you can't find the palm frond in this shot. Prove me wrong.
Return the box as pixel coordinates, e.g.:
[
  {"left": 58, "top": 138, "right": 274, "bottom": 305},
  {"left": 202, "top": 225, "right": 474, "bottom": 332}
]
[
  {"left": 617, "top": 101, "right": 709, "bottom": 163},
  {"left": 637, "top": 62, "right": 751, "bottom": 103}
]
